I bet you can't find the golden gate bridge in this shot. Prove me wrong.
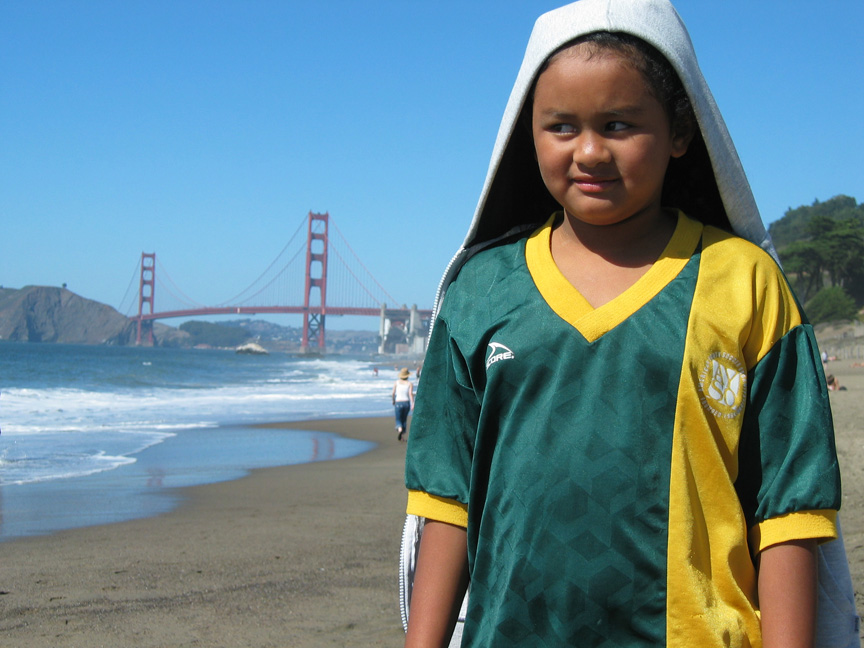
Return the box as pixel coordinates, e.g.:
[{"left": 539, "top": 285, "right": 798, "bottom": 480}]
[{"left": 124, "top": 212, "right": 433, "bottom": 353}]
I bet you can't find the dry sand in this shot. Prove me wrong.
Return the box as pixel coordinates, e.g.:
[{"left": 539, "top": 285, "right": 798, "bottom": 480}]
[{"left": 1, "top": 370, "right": 863, "bottom": 647}]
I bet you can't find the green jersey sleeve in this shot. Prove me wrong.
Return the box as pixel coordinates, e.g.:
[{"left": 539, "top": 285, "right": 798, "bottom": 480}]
[
  {"left": 405, "top": 308, "right": 479, "bottom": 525},
  {"left": 736, "top": 323, "right": 841, "bottom": 550}
]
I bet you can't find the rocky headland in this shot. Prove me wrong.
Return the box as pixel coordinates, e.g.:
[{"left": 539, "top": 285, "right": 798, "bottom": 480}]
[{"left": 0, "top": 286, "right": 186, "bottom": 346}]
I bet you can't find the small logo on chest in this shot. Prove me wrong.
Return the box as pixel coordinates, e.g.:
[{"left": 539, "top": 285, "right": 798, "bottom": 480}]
[
  {"left": 486, "top": 342, "right": 515, "bottom": 369},
  {"left": 698, "top": 352, "right": 747, "bottom": 419}
]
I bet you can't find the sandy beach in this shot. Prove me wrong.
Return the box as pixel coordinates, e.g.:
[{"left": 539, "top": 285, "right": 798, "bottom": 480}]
[{"left": 1, "top": 370, "right": 863, "bottom": 647}]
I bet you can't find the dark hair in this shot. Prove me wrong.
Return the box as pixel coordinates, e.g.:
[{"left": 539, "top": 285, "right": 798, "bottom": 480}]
[{"left": 533, "top": 31, "right": 730, "bottom": 231}]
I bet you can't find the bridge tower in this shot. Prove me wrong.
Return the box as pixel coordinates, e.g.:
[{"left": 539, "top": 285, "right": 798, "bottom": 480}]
[
  {"left": 136, "top": 252, "right": 156, "bottom": 345},
  {"left": 301, "top": 212, "right": 329, "bottom": 353}
]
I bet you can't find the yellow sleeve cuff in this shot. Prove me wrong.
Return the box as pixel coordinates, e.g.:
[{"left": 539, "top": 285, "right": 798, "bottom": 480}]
[
  {"left": 750, "top": 509, "right": 838, "bottom": 553},
  {"left": 406, "top": 490, "right": 468, "bottom": 528}
]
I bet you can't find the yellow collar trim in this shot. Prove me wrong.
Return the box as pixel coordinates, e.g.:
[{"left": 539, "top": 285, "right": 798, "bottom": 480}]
[{"left": 525, "top": 210, "right": 703, "bottom": 342}]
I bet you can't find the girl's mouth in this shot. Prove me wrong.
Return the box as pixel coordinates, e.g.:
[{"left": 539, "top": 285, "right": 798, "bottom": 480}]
[{"left": 571, "top": 177, "right": 617, "bottom": 192}]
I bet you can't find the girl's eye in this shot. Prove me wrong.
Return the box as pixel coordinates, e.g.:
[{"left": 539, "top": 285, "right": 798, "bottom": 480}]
[
  {"left": 606, "top": 121, "right": 629, "bottom": 132},
  {"left": 549, "top": 123, "right": 576, "bottom": 134}
]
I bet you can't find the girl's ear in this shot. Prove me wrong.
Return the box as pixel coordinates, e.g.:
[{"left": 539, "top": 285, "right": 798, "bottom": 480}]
[{"left": 671, "top": 125, "right": 696, "bottom": 159}]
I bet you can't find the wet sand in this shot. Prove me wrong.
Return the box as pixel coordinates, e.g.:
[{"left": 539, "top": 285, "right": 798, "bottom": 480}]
[
  {"left": 0, "top": 418, "right": 407, "bottom": 647},
  {"left": 0, "top": 370, "right": 862, "bottom": 646}
]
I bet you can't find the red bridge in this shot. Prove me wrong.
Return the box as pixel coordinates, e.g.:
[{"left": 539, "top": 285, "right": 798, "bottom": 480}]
[{"left": 127, "top": 212, "right": 433, "bottom": 353}]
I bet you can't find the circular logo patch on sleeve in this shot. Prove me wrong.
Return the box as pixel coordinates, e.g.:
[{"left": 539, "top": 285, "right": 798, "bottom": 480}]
[{"left": 698, "top": 352, "right": 747, "bottom": 419}]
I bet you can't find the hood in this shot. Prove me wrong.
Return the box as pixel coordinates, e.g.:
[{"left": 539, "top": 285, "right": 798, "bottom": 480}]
[{"left": 432, "top": 0, "right": 774, "bottom": 315}]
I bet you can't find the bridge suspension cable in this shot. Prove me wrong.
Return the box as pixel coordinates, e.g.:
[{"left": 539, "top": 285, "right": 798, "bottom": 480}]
[
  {"left": 232, "top": 246, "right": 306, "bottom": 307},
  {"left": 329, "top": 220, "right": 400, "bottom": 305},
  {"left": 327, "top": 243, "right": 390, "bottom": 307},
  {"left": 117, "top": 261, "right": 141, "bottom": 316},
  {"left": 156, "top": 257, "right": 207, "bottom": 309},
  {"left": 214, "top": 217, "right": 307, "bottom": 307}
]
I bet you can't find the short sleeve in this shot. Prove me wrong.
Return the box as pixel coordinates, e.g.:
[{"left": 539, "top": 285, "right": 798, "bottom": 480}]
[
  {"left": 736, "top": 324, "right": 841, "bottom": 551},
  {"left": 404, "top": 311, "right": 480, "bottom": 526}
]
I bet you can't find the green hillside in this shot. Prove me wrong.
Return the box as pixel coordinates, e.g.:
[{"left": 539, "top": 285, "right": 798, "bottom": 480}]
[{"left": 769, "top": 195, "right": 864, "bottom": 322}]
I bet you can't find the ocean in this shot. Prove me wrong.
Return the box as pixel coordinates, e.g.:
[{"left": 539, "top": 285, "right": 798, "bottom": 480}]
[{"left": 0, "top": 342, "right": 398, "bottom": 541}]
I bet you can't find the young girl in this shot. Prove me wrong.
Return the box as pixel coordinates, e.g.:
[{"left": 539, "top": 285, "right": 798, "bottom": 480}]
[{"left": 401, "top": 1, "right": 852, "bottom": 646}]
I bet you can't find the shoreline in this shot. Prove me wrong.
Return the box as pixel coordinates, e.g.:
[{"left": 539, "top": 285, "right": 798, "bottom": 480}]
[
  {"left": 0, "top": 416, "right": 408, "bottom": 647},
  {"left": 0, "top": 417, "right": 381, "bottom": 543}
]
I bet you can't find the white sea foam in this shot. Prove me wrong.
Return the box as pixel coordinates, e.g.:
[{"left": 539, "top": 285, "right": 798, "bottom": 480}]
[{"left": 0, "top": 349, "right": 393, "bottom": 486}]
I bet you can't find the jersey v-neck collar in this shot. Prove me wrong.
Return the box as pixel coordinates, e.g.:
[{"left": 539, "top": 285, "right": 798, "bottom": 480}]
[{"left": 525, "top": 210, "right": 703, "bottom": 342}]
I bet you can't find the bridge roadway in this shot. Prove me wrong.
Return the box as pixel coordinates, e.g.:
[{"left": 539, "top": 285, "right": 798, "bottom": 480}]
[{"left": 136, "top": 306, "right": 433, "bottom": 320}]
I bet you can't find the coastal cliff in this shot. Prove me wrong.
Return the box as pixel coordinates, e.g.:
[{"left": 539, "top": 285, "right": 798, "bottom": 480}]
[{"left": 0, "top": 286, "right": 186, "bottom": 346}]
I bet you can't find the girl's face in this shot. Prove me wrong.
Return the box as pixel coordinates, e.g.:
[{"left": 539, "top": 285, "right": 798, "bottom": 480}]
[{"left": 532, "top": 45, "right": 690, "bottom": 228}]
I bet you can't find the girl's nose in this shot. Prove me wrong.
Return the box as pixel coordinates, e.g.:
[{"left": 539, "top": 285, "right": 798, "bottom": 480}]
[{"left": 573, "top": 131, "right": 611, "bottom": 166}]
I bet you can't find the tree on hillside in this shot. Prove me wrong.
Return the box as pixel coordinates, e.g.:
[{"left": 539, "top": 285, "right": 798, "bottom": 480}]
[
  {"left": 805, "top": 286, "right": 858, "bottom": 324},
  {"left": 783, "top": 240, "right": 826, "bottom": 303},
  {"left": 774, "top": 197, "right": 864, "bottom": 304},
  {"left": 818, "top": 218, "right": 864, "bottom": 299},
  {"left": 768, "top": 195, "right": 864, "bottom": 250}
]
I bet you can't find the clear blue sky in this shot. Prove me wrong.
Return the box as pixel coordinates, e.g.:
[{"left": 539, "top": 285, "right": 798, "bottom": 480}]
[{"left": 2, "top": 1, "right": 862, "bottom": 331}]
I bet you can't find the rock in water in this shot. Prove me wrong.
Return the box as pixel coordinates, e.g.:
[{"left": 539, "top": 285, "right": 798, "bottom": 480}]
[{"left": 235, "top": 342, "right": 269, "bottom": 355}]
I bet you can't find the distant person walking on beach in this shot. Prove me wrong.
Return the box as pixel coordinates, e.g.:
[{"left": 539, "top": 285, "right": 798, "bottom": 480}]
[{"left": 392, "top": 368, "right": 415, "bottom": 441}]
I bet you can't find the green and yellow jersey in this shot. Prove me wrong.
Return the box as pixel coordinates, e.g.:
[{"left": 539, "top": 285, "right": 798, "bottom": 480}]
[{"left": 405, "top": 211, "right": 840, "bottom": 648}]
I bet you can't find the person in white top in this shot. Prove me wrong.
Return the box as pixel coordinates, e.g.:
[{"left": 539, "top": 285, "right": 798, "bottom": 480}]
[{"left": 392, "top": 367, "right": 415, "bottom": 441}]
